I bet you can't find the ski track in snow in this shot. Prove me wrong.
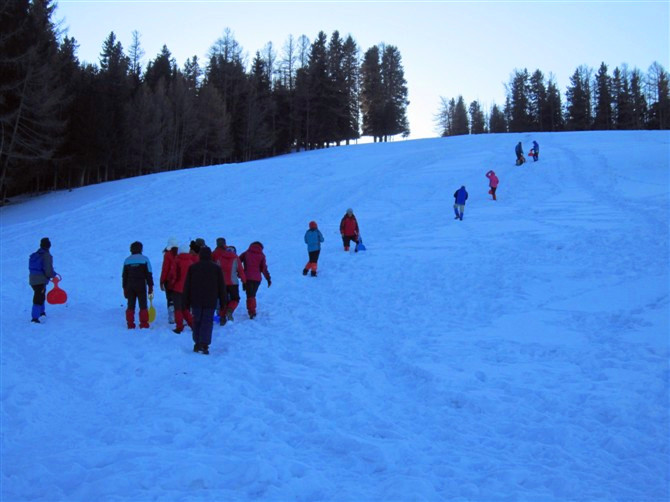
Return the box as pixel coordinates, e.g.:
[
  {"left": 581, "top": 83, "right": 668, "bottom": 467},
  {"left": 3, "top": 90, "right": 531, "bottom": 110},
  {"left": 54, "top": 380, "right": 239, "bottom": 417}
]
[{"left": 1, "top": 131, "right": 669, "bottom": 501}]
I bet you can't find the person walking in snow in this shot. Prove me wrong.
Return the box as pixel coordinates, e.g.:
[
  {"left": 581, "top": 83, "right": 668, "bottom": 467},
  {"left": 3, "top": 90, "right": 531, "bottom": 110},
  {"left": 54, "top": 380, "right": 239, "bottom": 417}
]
[
  {"left": 515, "top": 141, "right": 525, "bottom": 165},
  {"left": 122, "top": 241, "right": 154, "bottom": 329},
  {"left": 303, "top": 220, "right": 324, "bottom": 277},
  {"left": 485, "top": 170, "right": 499, "bottom": 201},
  {"left": 339, "top": 208, "right": 360, "bottom": 252},
  {"left": 531, "top": 140, "right": 539, "bottom": 162},
  {"left": 28, "top": 237, "right": 57, "bottom": 323},
  {"left": 453, "top": 186, "right": 468, "bottom": 220},
  {"left": 159, "top": 237, "right": 179, "bottom": 324},
  {"left": 239, "top": 241, "right": 272, "bottom": 319},
  {"left": 169, "top": 242, "right": 199, "bottom": 333},
  {"left": 215, "top": 245, "right": 247, "bottom": 324},
  {"left": 183, "top": 246, "right": 226, "bottom": 355}
]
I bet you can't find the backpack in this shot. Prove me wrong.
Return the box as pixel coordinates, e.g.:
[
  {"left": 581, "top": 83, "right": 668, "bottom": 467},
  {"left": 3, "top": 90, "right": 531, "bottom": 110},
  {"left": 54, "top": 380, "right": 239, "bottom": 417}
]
[{"left": 29, "top": 250, "right": 44, "bottom": 274}]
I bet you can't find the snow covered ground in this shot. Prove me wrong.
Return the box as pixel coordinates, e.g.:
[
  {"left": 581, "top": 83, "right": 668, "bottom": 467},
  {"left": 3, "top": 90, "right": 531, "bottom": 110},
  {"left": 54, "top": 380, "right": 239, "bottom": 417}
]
[{"left": 1, "top": 131, "right": 669, "bottom": 501}]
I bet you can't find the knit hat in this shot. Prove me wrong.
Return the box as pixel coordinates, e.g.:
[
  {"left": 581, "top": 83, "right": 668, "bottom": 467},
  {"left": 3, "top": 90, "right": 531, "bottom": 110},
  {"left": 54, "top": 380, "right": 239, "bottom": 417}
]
[
  {"left": 346, "top": 208, "right": 353, "bottom": 215},
  {"left": 309, "top": 221, "right": 318, "bottom": 229},
  {"left": 165, "top": 237, "right": 179, "bottom": 251},
  {"left": 195, "top": 238, "right": 206, "bottom": 247},
  {"left": 179, "top": 243, "right": 190, "bottom": 254},
  {"left": 130, "top": 241, "right": 143, "bottom": 254},
  {"left": 189, "top": 240, "right": 201, "bottom": 253},
  {"left": 199, "top": 245, "right": 212, "bottom": 261},
  {"left": 40, "top": 237, "right": 51, "bottom": 250},
  {"left": 216, "top": 237, "right": 227, "bottom": 249}
]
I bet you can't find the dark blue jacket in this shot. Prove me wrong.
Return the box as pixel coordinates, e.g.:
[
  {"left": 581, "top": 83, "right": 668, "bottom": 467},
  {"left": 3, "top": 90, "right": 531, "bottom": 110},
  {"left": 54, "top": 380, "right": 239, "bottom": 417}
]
[
  {"left": 533, "top": 141, "right": 539, "bottom": 152},
  {"left": 454, "top": 187, "right": 468, "bottom": 205}
]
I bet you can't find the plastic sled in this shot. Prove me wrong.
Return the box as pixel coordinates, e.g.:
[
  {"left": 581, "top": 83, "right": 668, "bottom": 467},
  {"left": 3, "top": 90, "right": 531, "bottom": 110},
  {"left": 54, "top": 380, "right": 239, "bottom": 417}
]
[
  {"left": 148, "top": 295, "right": 156, "bottom": 323},
  {"left": 355, "top": 237, "right": 366, "bottom": 252},
  {"left": 46, "top": 275, "right": 68, "bottom": 305}
]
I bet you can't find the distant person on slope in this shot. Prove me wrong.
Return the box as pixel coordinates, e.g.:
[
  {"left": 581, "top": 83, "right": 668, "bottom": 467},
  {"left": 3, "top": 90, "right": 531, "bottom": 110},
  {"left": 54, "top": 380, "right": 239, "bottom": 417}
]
[
  {"left": 183, "top": 246, "right": 226, "bottom": 355},
  {"left": 303, "top": 220, "right": 324, "bottom": 277},
  {"left": 515, "top": 141, "right": 525, "bottom": 165},
  {"left": 239, "top": 241, "right": 272, "bottom": 319},
  {"left": 339, "top": 208, "right": 360, "bottom": 252},
  {"left": 122, "top": 241, "right": 154, "bottom": 329},
  {"left": 160, "top": 237, "right": 179, "bottom": 324},
  {"left": 168, "top": 242, "right": 198, "bottom": 333},
  {"left": 28, "top": 237, "right": 57, "bottom": 323},
  {"left": 216, "top": 245, "right": 247, "bottom": 324},
  {"left": 453, "top": 186, "right": 468, "bottom": 220},
  {"left": 486, "top": 170, "right": 499, "bottom": 201},
  {"left": 531, "top": 140, "right": 539, "bottom": 162}
]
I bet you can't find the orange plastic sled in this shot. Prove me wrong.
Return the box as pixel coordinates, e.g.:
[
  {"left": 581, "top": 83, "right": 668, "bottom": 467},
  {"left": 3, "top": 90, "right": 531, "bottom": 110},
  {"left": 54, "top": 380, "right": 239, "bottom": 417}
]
[{"left": 46, "top": 275, "right": 68, "bottom": 305}]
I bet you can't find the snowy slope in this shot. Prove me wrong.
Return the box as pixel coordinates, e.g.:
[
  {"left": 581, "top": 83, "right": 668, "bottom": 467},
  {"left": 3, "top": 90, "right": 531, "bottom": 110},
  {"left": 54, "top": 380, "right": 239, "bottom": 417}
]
[{"left": 1, "top": 131, "right": 669, "bottom": 501}]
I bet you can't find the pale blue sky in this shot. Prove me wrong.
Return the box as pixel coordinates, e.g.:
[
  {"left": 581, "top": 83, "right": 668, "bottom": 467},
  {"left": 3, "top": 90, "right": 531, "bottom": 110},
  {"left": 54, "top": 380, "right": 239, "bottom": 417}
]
[{"left": 55, "top": 0, "right": 669, "bottom": 139}]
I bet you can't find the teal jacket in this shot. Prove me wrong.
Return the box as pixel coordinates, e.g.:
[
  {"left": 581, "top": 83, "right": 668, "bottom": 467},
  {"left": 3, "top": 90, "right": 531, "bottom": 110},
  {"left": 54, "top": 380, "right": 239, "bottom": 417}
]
[{"left": 304, "top": 229, "right": 324, "bottom": 252}]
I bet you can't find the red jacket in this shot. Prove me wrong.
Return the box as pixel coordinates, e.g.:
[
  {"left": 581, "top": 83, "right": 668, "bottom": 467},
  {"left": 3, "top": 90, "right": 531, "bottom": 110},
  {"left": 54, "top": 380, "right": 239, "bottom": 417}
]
[
  {"left": 160, "top": 248, "right": 178, "bottom": 289},
  {"left": 169, "top": 252, "right": 198, "bottom": 293},
  {"left": 239, "top": 243, "right": 271, "bottom": 283},
  {"left": 486, "top": 170, "right": 499, "bottom": 188},
  {"left": 215, "top": 248, "right": 247, "bottom": 286},
  {"left": 340, "top": 214, "right": 359, "bottom": 236}
]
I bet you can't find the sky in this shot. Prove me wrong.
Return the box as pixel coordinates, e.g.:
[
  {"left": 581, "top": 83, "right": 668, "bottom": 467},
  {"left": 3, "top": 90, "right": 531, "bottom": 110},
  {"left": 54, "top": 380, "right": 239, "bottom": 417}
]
[{"left": 54, "top": 0, "right": 670, "bottom": 139}]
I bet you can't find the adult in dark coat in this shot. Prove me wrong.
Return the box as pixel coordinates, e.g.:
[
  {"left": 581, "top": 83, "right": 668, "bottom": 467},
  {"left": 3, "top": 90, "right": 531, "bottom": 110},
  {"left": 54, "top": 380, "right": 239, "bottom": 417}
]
[
  {"left": 515, "top": 142, "right": 525, "bottom": 165},
  {"left": 453, "top": 186, "right": 469, "bottom": 220},
  {"left": 183, "top": 246, "right": 226, "bottom": 354}
]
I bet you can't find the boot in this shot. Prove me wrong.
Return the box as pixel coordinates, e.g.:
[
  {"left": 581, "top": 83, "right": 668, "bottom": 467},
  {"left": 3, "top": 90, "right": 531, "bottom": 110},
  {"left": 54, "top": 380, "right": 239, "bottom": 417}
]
[
  {"left": 302, "top": 268, "right": 308, "bottom": 275},
  {"left": 219, "top": 309, "right": 227, "bottom": 326},
  {"left": 174, "top": 310, "right": 184, "bottom": 333},
  {"left": 31, "top": 304, "right": 41, "bottom": 323},
  {"left": 183, "top": 309, "right": 193, "bottom": 329},
  {"left": 247, "top": 297, "right": 257, "bottom": 319},
  {"left": 310, "top": 263, "right": 317, "bottom": 277},
  {"left": 492, "top": 192, "right": 497, "bottom": 201},
  {"left": 126, "top": 309, "right": 136, "bottom": 329},
  {"left": 344, "top": 246, "right": 349, "bottom": 252},
  {"left": 139, "top": 309, "right": 150, "bottom": 329}
]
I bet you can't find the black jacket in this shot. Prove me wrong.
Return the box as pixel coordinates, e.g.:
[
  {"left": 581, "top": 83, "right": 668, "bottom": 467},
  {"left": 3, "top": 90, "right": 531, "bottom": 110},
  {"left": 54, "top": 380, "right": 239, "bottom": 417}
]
[{"left": 183, "top": 248, "right": 225, "bottom": 309}]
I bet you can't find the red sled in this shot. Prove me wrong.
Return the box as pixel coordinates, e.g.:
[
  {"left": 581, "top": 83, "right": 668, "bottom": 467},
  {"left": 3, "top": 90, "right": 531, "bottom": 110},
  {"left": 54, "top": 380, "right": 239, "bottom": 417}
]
[{"left": 47, "top": 275, "right": 68, "bottom": 305}]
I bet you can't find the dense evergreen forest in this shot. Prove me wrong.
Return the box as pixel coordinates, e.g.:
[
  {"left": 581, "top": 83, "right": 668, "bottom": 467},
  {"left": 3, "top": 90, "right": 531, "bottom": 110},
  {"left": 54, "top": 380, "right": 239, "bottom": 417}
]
[
  {"left": 437, "top": 63, "right": 670, "bottom": 136},
  {"left": 0, "top": 0, "right": 410, "bottom": 200}
]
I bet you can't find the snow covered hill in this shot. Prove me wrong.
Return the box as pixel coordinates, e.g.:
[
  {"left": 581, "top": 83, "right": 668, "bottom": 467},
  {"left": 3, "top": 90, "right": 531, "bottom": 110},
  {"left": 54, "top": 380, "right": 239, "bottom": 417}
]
[{"left": 1, "top": 131, "right": 669, "bottom": 501}]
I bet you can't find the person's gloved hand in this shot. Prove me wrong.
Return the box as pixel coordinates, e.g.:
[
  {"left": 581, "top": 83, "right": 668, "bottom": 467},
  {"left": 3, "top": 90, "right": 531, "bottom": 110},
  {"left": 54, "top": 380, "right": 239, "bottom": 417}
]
[{"left": 267, "top": 279, "right": 272, "bottom": 288}]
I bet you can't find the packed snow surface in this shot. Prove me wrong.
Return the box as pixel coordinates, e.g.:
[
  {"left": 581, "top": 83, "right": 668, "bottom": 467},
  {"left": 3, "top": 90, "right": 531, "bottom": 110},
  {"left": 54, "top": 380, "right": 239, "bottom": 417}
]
[{"left": 1, "top": 131, "right": 669, "bottom": 501}]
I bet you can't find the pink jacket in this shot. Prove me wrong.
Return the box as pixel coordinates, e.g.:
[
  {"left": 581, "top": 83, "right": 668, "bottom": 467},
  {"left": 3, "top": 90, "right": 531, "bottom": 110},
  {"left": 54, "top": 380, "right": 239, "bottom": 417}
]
[
  {"left": 239, "top": 243, "right": 271, "bottom": 283},
  {"left": 486, "top": 170, "right": 499, "bottom": 188}
]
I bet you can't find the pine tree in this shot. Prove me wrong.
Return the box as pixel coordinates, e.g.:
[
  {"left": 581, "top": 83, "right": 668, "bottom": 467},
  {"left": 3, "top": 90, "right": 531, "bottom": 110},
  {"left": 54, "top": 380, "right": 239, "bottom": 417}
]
[
  {"left": 629, "top": 68, "right": 648, "bottom": 129},
  {"left": 360, "top": 45, "right": 383, "bottom": 141},
  {"left": 528, "top": 69, "right": 547, "bottom": 131},
  {"left": 489, "top": 104, "right": 507, "bottom": 133},
  {"left": 507, "top": 69, "right": 532, "bottom": 132},
  {"left": 545, "top": 76, "right": 564, "bottom": 131},
  {"left": 379, "top": 44, "right": 409, "bottom": 139},
  {"left": 341, "top": 35, "right": 360, "bottom": 144},
  {"left": 451, "top": 96, "right": 468, "bottom": 135},
  {"left": 565, "top": 65, "right": 592, "bottom": 130},
  {"left": 593, "top": 62, "right": 613, "bottom": 129},
  {"left": 469, "top": 100, "right": 486, "bottom": 134},
  {"left": 647, "top": 62, "right": 670, "bottom": 129},
  {"left": 612, "top": 66, "right": 632, "bottom": 129}
]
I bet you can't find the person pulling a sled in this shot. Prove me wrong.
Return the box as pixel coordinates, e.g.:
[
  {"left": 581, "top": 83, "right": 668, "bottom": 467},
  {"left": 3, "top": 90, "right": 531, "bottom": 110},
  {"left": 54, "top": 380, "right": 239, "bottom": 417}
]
[
  {"left": 486, "top": 170, "right": 499, "bottom": 201},
  {"left": 303, "top": 220, "right": 324, "bottom": 277},
  {"left": 29, "top": 237, "right": 58, "bottom": 323},
  {"left": 515, "top": 141, "right": 525, "bottom": 165},
  {"left": 530, "top": 140, "right": 539, "bottom": 162},
  {"left": 340, "top": 208, "right": 360, "bottom": 252},
  {"left": 122, "top": 241, "right": 154, "bottom": 329}
]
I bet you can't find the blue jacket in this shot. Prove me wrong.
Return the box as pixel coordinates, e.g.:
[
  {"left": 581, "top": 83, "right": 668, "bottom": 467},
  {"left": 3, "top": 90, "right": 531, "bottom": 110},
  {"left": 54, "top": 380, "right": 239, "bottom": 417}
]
[
  {"left": 304, "top": 228, "right": 324, "bottom": 252},
  {"left": 533, "top": 141, "right": 539, "bottom": 152},
  {"left": 454, "top": 187, "right": 468, "bottom": 205}
]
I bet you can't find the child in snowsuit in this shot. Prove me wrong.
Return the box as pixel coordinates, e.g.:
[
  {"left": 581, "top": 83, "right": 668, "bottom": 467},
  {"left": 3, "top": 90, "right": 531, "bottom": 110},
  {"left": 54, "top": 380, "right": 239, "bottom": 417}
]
[
  {"left": 453, "top": 186, "right": 468, "bottom": 220},
  {"left": 531, "top": 140, "right": 539, "bottom": 161},
  {"left": 486, "top": 170, "right": 499, "bottom": 200},
  {"left": 183, "top": 246, "right": 226, "bottom": 355},
  {"left": 239, "top": 241, "right": 272, "bottom": 319},
  {"left": 303, "top": 221, "right": 324, "bottom": 277},
  {"left": 28, "top": 237, "right": 57, "bottom": 323},
  {"left": 215, "top": 245, "right": 247, "bottom": 324},
  {"left": 169, "top": 242, "right": 198, "bottom": 333},
  {"left": 122, "top": 241, "right": 154, "bottom": 329},
  {"left": 160, "top": 237, "right": 179, "bottom": 324},
  {"left": 339, "top": 208, "right": 360, "bottom": 252},
  {"left": 515, "top": 142, "right": 525, "bottom": 165}
]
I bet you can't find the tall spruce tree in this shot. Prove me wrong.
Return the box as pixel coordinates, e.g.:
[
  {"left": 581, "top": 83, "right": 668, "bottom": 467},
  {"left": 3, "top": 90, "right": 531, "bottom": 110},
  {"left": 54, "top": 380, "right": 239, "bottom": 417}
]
[
  {"left": 489, "top": 104, "right": 507, "bottom": 133},
  {"left": 451, "top": 96, "right": 469, "bottom": 135},
  {"left": 545, "top": 76, "right": 564, "bottom": 131},
  {"left": 341, "top": 35, "right": 360, "bottom": 144},
  {"left": 647, "top": 62, "right": 670, "bottom": 129},
  {"left": 612, "top": 66, "right": 632, "bottom": 129},
  {"left": 379, "top": 44, "right": 409, "bottom": 139},
  {"left": 469, "top": 100, "right": 486, "bottom": 134},
  {"left": 507, "top": 69, "right": 532, "bottom": 132},
  {"left": 360, "top": 45, "right": 383, "bottom": 141},
  {"left": 593, "top": 62, "right": 613, "bottom": 129},
  {"left": 528, "top": 69, "right": 547, "bottom": 131},
  {"left": 565, "top": 65, "right": 592, "bottom": 130}
]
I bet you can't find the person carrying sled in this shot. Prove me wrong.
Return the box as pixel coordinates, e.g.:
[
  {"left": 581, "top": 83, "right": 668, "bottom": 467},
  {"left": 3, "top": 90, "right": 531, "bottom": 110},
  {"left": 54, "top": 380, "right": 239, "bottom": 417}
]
[
  {"left": 28, "top": 237, "right": 58, "bottom": 323},
  {"left": 531, "top": 140, "right": 539, "bottom": 161},
  {"left": 183, "top": 246, "right": 226, "bottom": 355},
  {"left": 303, "top": 220, "right": 324, "bottom": 277},
  {"left": 122, "top": 241, "right": 154, "bottom": 329},
  {"left": 169, "top": 241, "right": 199, "bottom": 333},
  {"left": 453, "top": 186, "right": 468, "bottom": 220},
  {"left": 339, "top": 208, "right": 360, "bottom": 252},
  {"left": 485, "top": 170, "right": 499, "bottom": 201},
  {"left": 215, "top": 244, "right": 247, "bottom": 324},
  {"left": 515, "top": 141, "right": 525, "bottom": 165},
  {"left": 239, "top": 241, "right": 271, "bottom": 319},
  {"left": 159, "top": 237, "right": 179, "bottom": 324}
]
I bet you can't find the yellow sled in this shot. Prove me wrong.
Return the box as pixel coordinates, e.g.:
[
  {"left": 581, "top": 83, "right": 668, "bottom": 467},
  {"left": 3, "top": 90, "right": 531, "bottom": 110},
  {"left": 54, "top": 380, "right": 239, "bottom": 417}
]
[{"left": 148, "top": 294, "right": 156, "bottom": 323}]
